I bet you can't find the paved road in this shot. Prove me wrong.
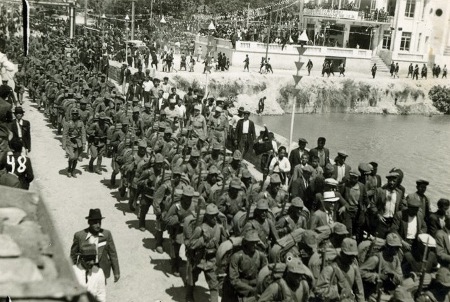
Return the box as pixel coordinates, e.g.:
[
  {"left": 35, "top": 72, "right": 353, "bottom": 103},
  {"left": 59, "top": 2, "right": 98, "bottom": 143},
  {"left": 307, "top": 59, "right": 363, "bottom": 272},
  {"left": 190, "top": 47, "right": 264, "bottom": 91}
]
[{"left": 24, "top": 95, "right": 209, "bottom": 301}]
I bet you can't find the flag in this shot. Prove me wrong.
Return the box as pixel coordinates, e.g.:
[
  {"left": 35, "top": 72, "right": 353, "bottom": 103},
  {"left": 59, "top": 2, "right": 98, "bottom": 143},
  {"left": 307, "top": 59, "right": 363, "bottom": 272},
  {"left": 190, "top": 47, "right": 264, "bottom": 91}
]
[{"left": 22, "top": 0, "right": 30, "bottom": 57}]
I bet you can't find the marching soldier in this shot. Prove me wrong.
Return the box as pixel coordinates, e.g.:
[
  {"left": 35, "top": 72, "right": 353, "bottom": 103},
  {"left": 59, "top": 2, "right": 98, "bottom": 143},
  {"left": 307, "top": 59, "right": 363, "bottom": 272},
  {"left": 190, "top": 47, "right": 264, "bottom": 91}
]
[
  {"left": 241, "top": 199, "right": 279, "bottom": 250},
  {"left": 187, "top": 104, "right": 208, "bottom": 138},
  {"left": 185, "top": 203, "right": 228, "bottom": 302},
  {"left": 164, "top": 186, "right": 197, "bottom": 277},
  {"left": 127, "top": 140, "right": 150, "bottom": 211},
  {"left": 276, "top": 197, "right": 308, "bottom": 237},
  {"left": 259, "top": 257, "right": 313, "bottom": 302},
  {"left": 87, "top": 112, "right": 109, "bottom": 174},
  {"left": 153, "top": 167, "right": 188, "bottom": 254},
  {"left": 62, "top": 108, "right": 86, "bottom": 178},
  {"left": 315, "top": 238, "right": 365, "bottom": 302},
  {"left": 138, "top": 153, "right": 166, "bottom": 231},
  {"left": 208, "top": 107, "right": 228, "bottom": 144},
  {"left": 222, "top": 229, "right": 268, "bottom": 302}
]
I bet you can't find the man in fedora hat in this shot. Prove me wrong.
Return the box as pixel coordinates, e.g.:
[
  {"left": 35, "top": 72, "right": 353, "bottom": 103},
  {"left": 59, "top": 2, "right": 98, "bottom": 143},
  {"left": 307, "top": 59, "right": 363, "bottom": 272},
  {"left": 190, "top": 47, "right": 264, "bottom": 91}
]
[
  {"left": 72, "top": 244, "right": 106, "bottom": 302},
  {"left": 236, "top": 109, "right": 256, "bottom": 159},
  {"left": 9, "top": 106, "right": 31, "bottom": 154},
  {"left": 70, "top": 208, "right": 120, "bottom": 283},
  {"left": 288, "top": 137, "right": 309, "bottom": 173}
]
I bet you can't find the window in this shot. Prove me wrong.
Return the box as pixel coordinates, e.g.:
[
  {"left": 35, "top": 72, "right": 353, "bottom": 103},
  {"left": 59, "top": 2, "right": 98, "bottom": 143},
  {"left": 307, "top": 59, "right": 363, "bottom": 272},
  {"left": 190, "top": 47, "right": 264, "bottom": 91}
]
[
  {"left": 382, "top": 30, "right": 392, "bottom": 49},
  {"left": 400, "top": 32, "right": 412, "bottom": 51},
  {"left": 405, "top": 0, "right": 416, "bottom": 17}
]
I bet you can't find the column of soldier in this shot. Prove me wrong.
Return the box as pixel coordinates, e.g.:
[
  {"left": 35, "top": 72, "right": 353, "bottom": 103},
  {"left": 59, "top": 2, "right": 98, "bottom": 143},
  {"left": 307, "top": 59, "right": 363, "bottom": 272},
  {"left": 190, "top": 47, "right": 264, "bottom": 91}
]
[{"left": 17, "top": 32, "right": 450, "bottom": 302}]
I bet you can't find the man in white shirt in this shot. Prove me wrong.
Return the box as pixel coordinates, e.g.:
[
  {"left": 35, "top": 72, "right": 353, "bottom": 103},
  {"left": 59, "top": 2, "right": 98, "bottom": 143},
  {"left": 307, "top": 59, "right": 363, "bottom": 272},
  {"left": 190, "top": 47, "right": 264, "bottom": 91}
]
[
  {"left": 142, "top": 76, "right": 154, "bottom": 104},
  {"left": 177, "top": 98, "right": 187, "bottom": 123},
  {"left": 72, "top": 244, "right": 106, "bottom": 302},
  {"left": 392, "top": 196, "right": 427, "bottom": 250}
]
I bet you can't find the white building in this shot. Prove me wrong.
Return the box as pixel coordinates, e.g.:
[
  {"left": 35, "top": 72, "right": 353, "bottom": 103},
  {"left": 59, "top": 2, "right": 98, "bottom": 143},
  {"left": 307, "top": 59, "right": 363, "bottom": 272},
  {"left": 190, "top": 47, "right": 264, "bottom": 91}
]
[{"left": 377, "top": 0, "right": 450, "bottom": 65}]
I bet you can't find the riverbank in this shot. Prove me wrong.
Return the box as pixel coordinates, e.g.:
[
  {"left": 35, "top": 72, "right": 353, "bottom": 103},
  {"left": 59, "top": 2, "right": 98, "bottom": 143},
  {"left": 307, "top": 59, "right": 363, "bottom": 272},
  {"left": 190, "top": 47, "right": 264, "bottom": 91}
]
[{"left": 109, "top": 57, "right": 445, "bottom": 117}]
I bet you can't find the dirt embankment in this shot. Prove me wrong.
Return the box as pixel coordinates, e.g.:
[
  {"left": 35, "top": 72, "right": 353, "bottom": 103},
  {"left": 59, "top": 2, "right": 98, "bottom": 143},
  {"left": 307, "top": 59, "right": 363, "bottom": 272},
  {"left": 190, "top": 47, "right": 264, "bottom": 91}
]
[{"left": 109, "top": 57, "right": 445, "bottom": 117}]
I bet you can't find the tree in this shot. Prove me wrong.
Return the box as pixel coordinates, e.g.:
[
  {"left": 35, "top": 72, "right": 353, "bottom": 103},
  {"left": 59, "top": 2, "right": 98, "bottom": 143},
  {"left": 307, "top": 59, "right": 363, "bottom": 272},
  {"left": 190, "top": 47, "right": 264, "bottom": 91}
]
[{"left": 429, "top": 85, "right": 450, "bottom": 114}]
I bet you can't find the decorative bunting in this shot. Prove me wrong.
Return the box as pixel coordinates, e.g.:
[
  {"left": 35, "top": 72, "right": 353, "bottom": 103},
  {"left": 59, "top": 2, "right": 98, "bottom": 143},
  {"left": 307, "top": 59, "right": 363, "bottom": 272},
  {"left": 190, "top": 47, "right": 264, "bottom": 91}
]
[
  {"left": 292, "top": 88, "right": 302, "bottom": 95},
  {"left": 295, "top": 61, "right": 304, "bottom": 71},
  {"left": 205, "top": 66, "right": 212, "bottom": 72},
  {"left": 293, "top": 75, "right": 303, "bottom": 85},
  {"left": 296, "top": 46, "right": 307, "bottom": 56},
  {"left": 206, "top": 45, "right": 214, "bottom": 52}
]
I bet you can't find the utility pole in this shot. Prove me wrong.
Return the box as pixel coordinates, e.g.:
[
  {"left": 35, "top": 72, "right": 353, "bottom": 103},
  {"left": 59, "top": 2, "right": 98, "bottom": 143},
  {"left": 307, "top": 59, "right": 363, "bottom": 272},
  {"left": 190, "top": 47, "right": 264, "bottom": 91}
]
[
  {"left": 150, "top": 0, "right": 153, "bottom": 25},
  {"left": 131, "top": 0, "right": 135, "bottom": 40},
  {"left": 265, "top": 7, "right": 272, "bottom": 63},
  {"left": 246, "top": 3, "right": 250, "bottom": 29},
  {"left": 298, "top": 0, "right": 304, "bottom": 31},
  {"left": 84, "top": 0, "right": 87, "bottom": 26}
]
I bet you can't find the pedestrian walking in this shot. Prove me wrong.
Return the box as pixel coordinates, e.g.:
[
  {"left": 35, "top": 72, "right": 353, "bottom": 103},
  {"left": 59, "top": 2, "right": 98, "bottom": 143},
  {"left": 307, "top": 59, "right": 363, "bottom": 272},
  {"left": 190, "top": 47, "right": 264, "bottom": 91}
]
[
  {"left": 443, "top": 65, "right": 448, "bottom": 78},
  {"left": 307, "top": 59, "right": 313, "bottom": 76},
  {"left": 72, "top": 244, "right": 106, "bottom": 302},
  {"left": 371, "top": 63, "right": 377, "bottom": 78},
  {"left": 236, "top": 110, "right": 256, "bottom": 159},
  {"left": 394, "top": 63, "right": 399, "bottom": 78},
  {"left": 339, "top": 62, "right": 345, "bottom": 77},
  {"left": 413, "top": 64, "right": 419, "bottom": 80},
  {"left": 70, "top": 208, "right": 120, "bottom": 283},
  {"left": 243, "top": 54, "right": 249, "bottom": 72},
  {"left": 258, "top": 97, "right": 266, "bottom": 114},
  {"left": 407, "top": 63, "right": 413, "bottom": 78},
  {"left": 9, "top": 106, "right": 31, "bottom": 154}
]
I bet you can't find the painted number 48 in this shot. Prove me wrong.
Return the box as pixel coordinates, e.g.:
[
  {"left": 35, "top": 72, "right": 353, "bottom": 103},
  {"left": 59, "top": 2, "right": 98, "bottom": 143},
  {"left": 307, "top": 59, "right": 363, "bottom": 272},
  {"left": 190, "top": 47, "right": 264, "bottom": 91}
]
[{"left": 7, "top": 155, "right": 27, "bottom": 173}]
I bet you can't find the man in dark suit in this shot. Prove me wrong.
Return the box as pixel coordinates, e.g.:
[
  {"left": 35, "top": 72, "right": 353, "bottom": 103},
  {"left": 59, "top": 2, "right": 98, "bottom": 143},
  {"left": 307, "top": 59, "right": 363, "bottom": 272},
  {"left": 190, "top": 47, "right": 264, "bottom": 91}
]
[
  {"left": 332, "top": 151, "right": 352, "bottom": 184},
  {"left": 435, "top": 215, "right": 450, "bottom": 267},
  {"left": 9, "top": 106, "right": 31, "bottom": 153},
  {"left": 429, "top": 198, "right": 450, "bottom": 237},
  {"left": 235, "top": 110, "right": 256, "bottom": 159},
  {"left": 406, "top": 179, "right": 431, "bottom": 224},
  {"left": 369, "top": 172, "right": 404, "bottom": 238},
  {"left": 309, "top": 137, "right": 330, "bottom": 168},
  {"left": 288, "top": 137, "right": 309, "bottom": 174},
  {"left": 340, "top": 170, "right": 368, "bottom": 241},
  {"left": 290, "top": 165, "right": 314, "bottom": 210},
  {"left": 391, "top": 197, "right": 427, "bottom": 250},
  {"left": 70, "top": 209, "right": 120, "bottom": 282}
]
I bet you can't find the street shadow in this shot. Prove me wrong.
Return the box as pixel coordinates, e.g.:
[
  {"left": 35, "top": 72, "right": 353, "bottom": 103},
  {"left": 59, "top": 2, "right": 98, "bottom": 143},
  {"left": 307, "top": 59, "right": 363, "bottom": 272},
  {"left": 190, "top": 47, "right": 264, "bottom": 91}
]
[
  {"left": 142, "top": 234, "right": 170, "bottom": 252},
  {"left": 80, "top": 164, "right": 91, "bottom": 172},
  {"left": 58, "top": 168, "right": 70, "bottom": 177},
  {"left": 149, "top": 257, "right": 172, "bottom": 278},
  {"left": 57, "top": 168, "right": 82, "bottom": 177},
  {"left": 114, "top": 202, "right": 133, "bottom": 215},
  {"left": 166, "top": 284, "right": 209, "bottom": 302},
  {"left": 125, "top": 219, "right": 140, "bottom": 230}
]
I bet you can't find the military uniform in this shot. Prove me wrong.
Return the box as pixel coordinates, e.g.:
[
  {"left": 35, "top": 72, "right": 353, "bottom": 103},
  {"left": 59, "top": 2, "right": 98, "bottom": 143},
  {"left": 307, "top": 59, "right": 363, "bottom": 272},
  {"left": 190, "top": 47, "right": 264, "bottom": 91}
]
[
  {"left": 185, "top": 204, "right": 227, "bottom": 302},
  {"left": 62, "top": 109, "right": 86, "bottom": 177},
  {"left": 86, "top": 114, "right": 109, "bottom": 174},
  {"left": 164, "top": 186, "right": 197, "bottom": 276},
  {"left": 189, "top": 106, "right": 208, "bottom": 138},
  {"left": 222, "top": 230, "right": 268, "bottom": 302},
  {"left": 208, "top": 109, "right": 228, "bottom": 144}
]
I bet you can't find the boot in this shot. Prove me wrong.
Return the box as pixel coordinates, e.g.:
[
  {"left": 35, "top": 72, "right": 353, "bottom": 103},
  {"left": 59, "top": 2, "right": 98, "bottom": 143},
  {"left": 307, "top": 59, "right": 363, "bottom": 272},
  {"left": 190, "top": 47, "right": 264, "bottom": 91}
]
[
  {"left": 71, "top": 160, "right": 78, "bottom": 178},
  {"left": 185, "top": 285, "right": 195, "bottom": 302},
  {"left": 88, "top": 158, "right": 95, "bottom": 172},
  {"left": 95, "top": 157, "right": 102, "bottom": 175},
  {"left": 171, "top": 258, "right": 180, "bottom": 277},
  {"left": 155, "top": 230, "right": 164, "bottom": 254},
  {"left": 110, "top": 173, "right": 116, "bottom": 187},
  {"left": 67, "top": 161, "right": 72, "bottom": 178}
]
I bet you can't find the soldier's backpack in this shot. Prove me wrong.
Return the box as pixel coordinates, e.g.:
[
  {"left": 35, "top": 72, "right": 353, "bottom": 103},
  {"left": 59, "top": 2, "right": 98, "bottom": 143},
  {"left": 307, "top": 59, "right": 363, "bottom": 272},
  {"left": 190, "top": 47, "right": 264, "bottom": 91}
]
[
  {"left": 269, "top": 228, "right": 305, "bottom": 262},
  {"left": 216, "top": 236, "right": 242, "bottom": 278},
  {"left": 257, "top": 263, "right": 287, "bottom": 294},
  {"left": 358, "top": 237, "right": 386, "bottom": 264}
]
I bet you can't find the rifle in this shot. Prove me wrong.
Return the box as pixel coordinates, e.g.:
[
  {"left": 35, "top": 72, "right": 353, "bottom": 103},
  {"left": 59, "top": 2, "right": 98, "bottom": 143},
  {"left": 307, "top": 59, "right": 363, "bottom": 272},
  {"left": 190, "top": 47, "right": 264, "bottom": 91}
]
[
  {"left": 376, "top": 252, "right": 382, "bottom": 302},
  {"left": 196, "top": 161, "right": 203, "bottom": 193},
  {"left": 219, "top": 136, "right": 228, "bottom": 196},
  {"left": 415, "top": 236, "right": 431, "bottom": 299},
  {"left": 320, "top": 247, "right": 327, "bottom": 272}
]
